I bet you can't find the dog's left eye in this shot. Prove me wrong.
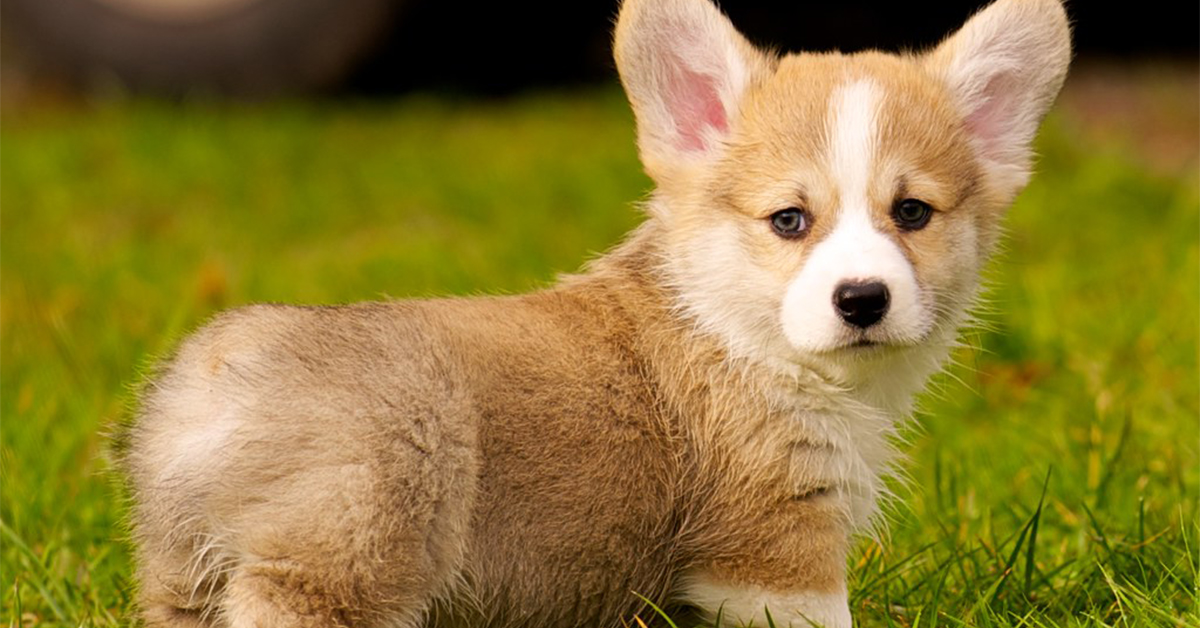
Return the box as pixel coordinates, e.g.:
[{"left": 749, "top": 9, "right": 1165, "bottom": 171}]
[{"left": 892, "top": 198, "right": 934, "bottom": 231}]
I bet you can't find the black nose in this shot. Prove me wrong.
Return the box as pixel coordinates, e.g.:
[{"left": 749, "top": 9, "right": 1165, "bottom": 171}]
[{"left": 834, "top": 281, "right": 890, "bottom": 329}]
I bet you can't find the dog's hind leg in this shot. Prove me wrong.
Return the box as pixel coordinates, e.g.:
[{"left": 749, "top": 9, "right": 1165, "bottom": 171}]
[
  {"left": 210, "top": 452, "right": 474, "bottom": 628},
  {"left": 129, "top": 305, "right": 481, "bottom": 627},
  {"left": 220, "top": 560, "right": 429, "bottom": 628},
  {"left": 137, "top": 463, "right": 468, "bottom": 628},
  {"left": 133, "top": 501, "right": 235, "bottom": 628}
]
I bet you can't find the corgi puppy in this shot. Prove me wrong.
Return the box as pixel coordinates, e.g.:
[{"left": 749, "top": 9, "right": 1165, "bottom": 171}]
[{"left": 123, "top": 0, "right": 1070, "bottom": 626}]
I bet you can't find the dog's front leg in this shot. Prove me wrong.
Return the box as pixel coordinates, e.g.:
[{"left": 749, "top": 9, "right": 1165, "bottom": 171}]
[{"left": 680, "top": 496, "right": 853, "bottom": 628}]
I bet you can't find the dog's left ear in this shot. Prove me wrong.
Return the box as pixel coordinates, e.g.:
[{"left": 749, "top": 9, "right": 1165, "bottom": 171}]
[
  {"left": 927, "top": 0, "right": 1071, "bottom": 194},
  {"left": 614, "top": 0, "right": 772, "bottom": 187}
]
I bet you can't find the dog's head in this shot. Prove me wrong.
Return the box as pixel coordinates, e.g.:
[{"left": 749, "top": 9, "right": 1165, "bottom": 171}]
[{"left": 615, "top": 0, "right": 1070, "bottom": 388}]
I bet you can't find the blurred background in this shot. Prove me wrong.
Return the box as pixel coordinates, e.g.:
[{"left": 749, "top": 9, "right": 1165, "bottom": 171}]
[
  {"left": 2, "top": 1, "right": 1197, "bottom": 626},
  {"left": 1, "top": 0, "right": 1197, "bottom": 96}
]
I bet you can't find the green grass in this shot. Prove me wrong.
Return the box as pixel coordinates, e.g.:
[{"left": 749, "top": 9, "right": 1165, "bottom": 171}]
[{"left": 2, "top": 89, "right": 1196, "bottom": 627}]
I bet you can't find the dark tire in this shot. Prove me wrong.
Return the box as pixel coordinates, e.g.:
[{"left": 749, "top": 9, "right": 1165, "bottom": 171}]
[{"left": 3, "top": 0, "right": 400, "bottom": 96}]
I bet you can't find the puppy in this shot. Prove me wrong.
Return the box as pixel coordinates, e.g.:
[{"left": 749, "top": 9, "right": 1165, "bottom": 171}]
[{"left": 123, "top": 0, "right": 1070, "bottom": 626}]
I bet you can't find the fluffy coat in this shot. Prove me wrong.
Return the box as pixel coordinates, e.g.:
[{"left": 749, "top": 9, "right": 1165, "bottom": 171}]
[{"left": 123, "top": 1, "right": 1071, "bottom": 626}]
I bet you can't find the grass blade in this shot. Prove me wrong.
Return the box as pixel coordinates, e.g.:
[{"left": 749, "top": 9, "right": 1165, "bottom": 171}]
[
  {"left": 631, "top": 592, "right": 678, "bottom": 628},
  {"left": 1023, "top": 469, "right": 1052, "bottom": 597}
]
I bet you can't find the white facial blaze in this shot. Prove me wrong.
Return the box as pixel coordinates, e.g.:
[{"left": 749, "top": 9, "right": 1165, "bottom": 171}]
[
  {"left": 830, "top": 80, "right": 877, "bottom": 213},
  {"left": 781, "top": 79, "right": 930, "bottom": 354}
]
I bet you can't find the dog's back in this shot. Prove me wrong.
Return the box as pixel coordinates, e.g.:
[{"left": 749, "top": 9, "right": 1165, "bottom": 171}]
[{"left": 126, "top": 245, "right": 688, "bottom": 626}]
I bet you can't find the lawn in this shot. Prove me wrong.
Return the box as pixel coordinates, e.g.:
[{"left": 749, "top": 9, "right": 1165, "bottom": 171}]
[{"left": 2, "top": 75, "right": 1197, "bottom": 626}]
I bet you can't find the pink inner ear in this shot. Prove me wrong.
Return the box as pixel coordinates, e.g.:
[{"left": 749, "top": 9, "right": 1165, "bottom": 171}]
[
  {"left": 666, "top": 61, "right": 728, "bottom": 152},
  {"left": 964, "top": 72, "right": 1019, "bottom": 160}
]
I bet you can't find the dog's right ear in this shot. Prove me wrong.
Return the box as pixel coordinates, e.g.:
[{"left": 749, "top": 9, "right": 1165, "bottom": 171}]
[{"left": 614, "top": 0, "right": 771, "bottom": 186}]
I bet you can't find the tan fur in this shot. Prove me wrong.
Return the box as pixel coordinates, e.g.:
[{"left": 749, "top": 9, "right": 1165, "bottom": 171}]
[{"left": 124, "top": 1, "right": 1070, "bottom": 626}]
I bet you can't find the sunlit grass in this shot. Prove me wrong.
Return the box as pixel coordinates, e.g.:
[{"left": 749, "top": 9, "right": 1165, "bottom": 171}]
[{"left": 2, "top": 89, "right": 1196, "bottom": 627}]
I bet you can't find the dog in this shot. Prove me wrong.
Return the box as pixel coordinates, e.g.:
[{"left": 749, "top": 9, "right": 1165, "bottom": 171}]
[{"left": 122, "top": 0, "right": 1070, "bottom": 626}]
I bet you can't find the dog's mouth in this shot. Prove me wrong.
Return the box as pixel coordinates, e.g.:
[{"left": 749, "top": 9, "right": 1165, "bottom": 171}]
[
  {"left": 805, "top": 337, "right": 886, "bottom": 357},
  {"left": 829, "top": 333, "right": 920, "bottom": 354},
  {"left": 794, "top": 320, "right": 933, "bottom": 357}
]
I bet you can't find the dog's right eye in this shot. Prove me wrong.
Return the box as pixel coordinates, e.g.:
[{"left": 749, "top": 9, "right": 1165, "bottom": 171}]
[{"left": 769, "top": 208, "right": 810, "bottom": 239}]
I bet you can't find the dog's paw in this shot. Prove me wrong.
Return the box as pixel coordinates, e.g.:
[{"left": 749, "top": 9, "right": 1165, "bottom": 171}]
[
  {"left": 683, "top": 577, "right": 851, "bottom": 628},
  {"left": 788, "top": 593, "right": 851, "bottom": 628}
]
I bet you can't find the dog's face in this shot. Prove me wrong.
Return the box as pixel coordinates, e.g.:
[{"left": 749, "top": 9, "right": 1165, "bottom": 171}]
[
  {"left": 616, "top": 0, "right": 1070, "bottom": 386},
  {"left": 676, "top": 56, "right": 986, "bottom": 361}
]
